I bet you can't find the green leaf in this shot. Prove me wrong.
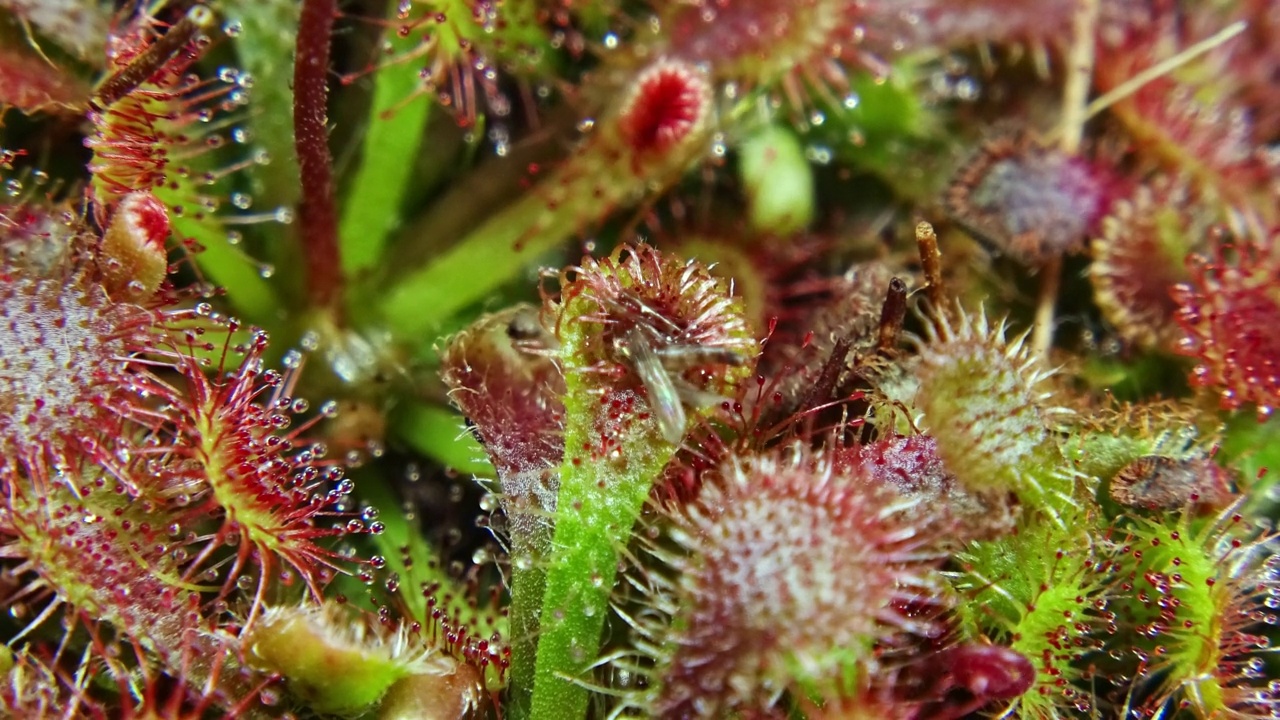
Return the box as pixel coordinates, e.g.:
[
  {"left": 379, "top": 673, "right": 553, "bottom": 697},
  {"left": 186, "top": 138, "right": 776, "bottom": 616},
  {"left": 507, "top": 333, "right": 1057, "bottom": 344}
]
[
  {"left": 159, "top": 189, "right": 279, "bottom": 325},
  {"left": 1221, "top": 414, "right": 1280, "bottom": 517},
  {"left": 357, "top": 472, "right": 446, "bottom": 624},
  {"left": 392, "top": 402, "right": 493, "bottom": 477}
]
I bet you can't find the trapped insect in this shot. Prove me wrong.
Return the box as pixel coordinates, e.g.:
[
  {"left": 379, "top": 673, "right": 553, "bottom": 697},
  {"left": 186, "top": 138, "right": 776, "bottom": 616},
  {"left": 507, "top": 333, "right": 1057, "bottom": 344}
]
[{"left": 615, "top": 327, "right": 747, "bottom": 443}]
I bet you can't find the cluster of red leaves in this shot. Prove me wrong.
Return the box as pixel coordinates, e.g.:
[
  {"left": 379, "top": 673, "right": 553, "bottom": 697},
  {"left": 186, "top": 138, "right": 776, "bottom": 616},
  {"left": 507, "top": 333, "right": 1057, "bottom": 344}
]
[
  {"left": 0, "top": 198, "right": 363, "bottom": 711},
  {"left": 0, "top": 7, "right": 366, "bottom": 714}
]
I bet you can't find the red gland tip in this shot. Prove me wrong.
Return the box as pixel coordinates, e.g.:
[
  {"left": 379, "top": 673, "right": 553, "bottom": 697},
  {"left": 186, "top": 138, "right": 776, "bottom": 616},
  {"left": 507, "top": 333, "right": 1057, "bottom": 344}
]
[{"left": 618, "top": 60, "right": 711, "bottom": 157}]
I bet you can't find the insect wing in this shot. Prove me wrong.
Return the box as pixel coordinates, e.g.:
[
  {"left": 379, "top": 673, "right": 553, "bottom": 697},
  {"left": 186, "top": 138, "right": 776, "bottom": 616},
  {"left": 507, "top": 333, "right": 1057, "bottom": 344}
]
[
  {"left": 650, "top": 343, "right": 747, "bottom": 369},
  {"left": 627, "top": 331, "right": 687, "bottom": 443}
]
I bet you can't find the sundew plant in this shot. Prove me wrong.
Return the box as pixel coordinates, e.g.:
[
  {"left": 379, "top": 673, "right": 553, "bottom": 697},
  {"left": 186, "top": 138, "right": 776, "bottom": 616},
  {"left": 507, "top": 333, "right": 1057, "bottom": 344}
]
[{"left": 1, "top": 0, "right": 1279, "bottom": 718}]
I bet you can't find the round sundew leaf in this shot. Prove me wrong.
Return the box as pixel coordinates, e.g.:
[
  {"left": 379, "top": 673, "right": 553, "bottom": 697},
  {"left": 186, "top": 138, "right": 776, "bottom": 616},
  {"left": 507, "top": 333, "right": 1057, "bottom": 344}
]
[
  {"left": 945, "top": 133, "right": 1109, "bottom": 265},
  {"left": 1090, "top": 178, "right": 1214, "bottom": 349},
  {"left": 649, "top": 444, "right": 948, "bottom": 717},
  {"left": 1174, "top": 231, "right": 1280, "bottom": 420},
  {"left": 905, "top": 306, "right": 1069, "bottom": 512}
]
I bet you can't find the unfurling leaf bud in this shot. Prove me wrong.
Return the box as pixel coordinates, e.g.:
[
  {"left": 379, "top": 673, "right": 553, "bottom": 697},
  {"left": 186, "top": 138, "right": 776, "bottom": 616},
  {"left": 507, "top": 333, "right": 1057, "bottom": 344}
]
[
  {"left": 246, "top": 602, "right": 463, "bottom": 717},
  {"left": 99, "top": 190, "right": 170, "bottom": 298}
]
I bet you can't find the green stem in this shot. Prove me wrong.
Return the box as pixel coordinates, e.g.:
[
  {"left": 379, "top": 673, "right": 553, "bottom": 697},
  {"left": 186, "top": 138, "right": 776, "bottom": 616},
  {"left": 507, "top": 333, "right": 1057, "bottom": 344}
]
[
  {"left": 377, "top": 187, "right": 578, "bottom": 336},
  {"left": 507, "top": 555, "right": 546, "bottom": 718},
  {"left": 504, "top": 486, "right": 557, "bottom": 718},
  {"left": 339, "top": 15, "right": 434, "bottom": 276},
  {"left": 392, "top": 401, "right": 493, "bottom": 478},
  {"left": 523, "top": 343, "right": 676, "bottom": 719},
  {"left": 527, "top": 424, "right": 672, "bottom": 720},
  {"left": 379, "top": 69, "right": 717, "bottom": 336}
]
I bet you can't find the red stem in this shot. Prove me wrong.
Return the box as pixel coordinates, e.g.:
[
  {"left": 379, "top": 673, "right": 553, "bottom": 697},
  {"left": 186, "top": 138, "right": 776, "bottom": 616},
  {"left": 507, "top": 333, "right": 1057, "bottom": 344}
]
[{"left": 294, "top": 0, "right": 343, "bottom": 313}]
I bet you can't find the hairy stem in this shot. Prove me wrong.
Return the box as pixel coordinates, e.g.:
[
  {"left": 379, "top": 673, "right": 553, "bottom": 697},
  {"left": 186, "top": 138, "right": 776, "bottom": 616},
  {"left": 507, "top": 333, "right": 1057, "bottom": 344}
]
[
  {"left": 507, "top": 544, "right": 548, "bottom": 718},
  {"left": 93, "top": 6, "right": 211, "bottom": 108},
  {"left": 294, "top": 0, "right": 343, "bottom": 313},
  {"left": 528, "top": 420, "right": 672, "bottom": 720}
]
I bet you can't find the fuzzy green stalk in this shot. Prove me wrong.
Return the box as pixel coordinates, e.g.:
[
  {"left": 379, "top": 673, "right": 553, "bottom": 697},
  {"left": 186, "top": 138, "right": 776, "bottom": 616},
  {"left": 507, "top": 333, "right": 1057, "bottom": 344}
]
[
  {"left": 527, "top": 423, "right": 673, "bottom": 719},
  {"left": 521, "top": 334, "right": 677, "bottom": 720},
  {"left": 507, "top": 549, "right": 548, "bottom": 717}
]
